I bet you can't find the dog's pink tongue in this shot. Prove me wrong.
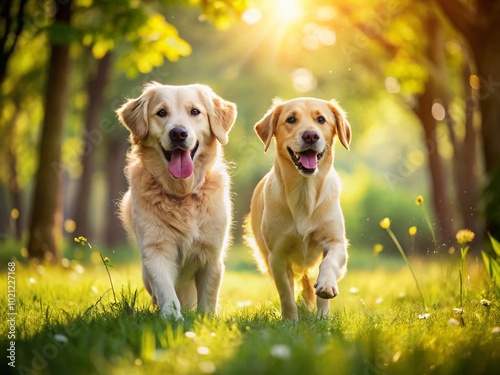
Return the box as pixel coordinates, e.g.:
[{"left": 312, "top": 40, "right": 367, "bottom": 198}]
[
  {"left": 299, "top": 150, "right": 318, "bottom": 169},
  {"left": 168, "top": 149, "right": 194, "bottom": 179}
]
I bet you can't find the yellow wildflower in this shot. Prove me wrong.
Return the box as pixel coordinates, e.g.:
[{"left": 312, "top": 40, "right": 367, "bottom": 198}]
[
  {"left": 379, "top": 217, "right": 391, "bottom": 229},
  {"left": 415, "top": 195, "right": 424, "bottom": 206},
  {"left": 409, "top": 226, "right": 417, "bottom": 236},
  {"left": 74, "top": 236, "right": 88, "bottom": 246},
  {"left": 373, "top": 244, "right": 384, "bottom": 253},
  {"left": 456, "top": 229, "right": 475, "bottom": 245}
]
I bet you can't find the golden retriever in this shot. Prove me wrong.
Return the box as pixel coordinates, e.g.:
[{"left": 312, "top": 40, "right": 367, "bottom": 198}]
[
  {"left": 116, "top": 82, "right": 236, "bottom": 319},
  {"left": 244, "top": 97, "right": 351, "bottom": 320}
]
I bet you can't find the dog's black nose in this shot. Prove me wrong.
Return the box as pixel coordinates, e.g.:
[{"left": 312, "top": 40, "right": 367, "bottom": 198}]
[
  {"left": 170, "top": 127, "right": 188, "bottom": 143},
  {"left": 302, "top": 130, "right": 319, "bottom": 145}
]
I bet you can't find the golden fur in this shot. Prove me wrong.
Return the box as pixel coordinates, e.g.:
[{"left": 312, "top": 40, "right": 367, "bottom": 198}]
[
  {"left": 244, "top": 97, "right": 351, "bottom": 320},
  {"left": 117, "top": 82, "right": 236, "bottom": 319}
]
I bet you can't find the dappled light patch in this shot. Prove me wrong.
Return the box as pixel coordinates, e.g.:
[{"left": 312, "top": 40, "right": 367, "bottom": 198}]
[{"left": 269, "top": 344, "right": 292, "bottom": 360}]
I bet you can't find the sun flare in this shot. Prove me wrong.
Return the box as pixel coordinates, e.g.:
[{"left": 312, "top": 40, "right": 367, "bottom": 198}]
[{"left": 277, "top": 0, "right": 302, "bottom": 22}]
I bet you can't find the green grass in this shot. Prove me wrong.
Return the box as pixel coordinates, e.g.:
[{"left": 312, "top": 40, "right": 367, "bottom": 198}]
[{"left": 1, "top": 245, "right": 499, "bottom": 375}]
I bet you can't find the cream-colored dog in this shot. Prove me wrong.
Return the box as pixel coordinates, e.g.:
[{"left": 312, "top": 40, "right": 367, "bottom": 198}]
[
  {"left": 244, "top": 97, "right": 351, "bottom": 320},
  {"left": 117, "top": 82, "right": 236, "bottom": 319}
]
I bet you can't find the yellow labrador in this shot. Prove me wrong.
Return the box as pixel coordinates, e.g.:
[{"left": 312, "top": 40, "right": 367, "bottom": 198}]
[
  {"left": 244, "top": 97, "right": 351, "bottom": 320},
  {"left": 116, "top": 82, "right": 236, "bottom": 319}
]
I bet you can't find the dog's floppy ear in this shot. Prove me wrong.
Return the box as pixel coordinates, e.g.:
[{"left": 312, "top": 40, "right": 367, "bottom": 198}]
[
  {"left": 255, "top": 99, "right": 283, "bottom": 152},
  {"left": 116, "top": 97, "right": 148, "bottom": 144},
  {"left": 200, "top": 85, "right": 237, "bottom": 145},
  {"left": 116, "top": 82, "right": 159, "bottom": 144},
  {"left": 210, "top": 96, "right": 237, "bottom": 145},
  {"left": 328, "top": 99, "right": 351, "bottom": 150}
]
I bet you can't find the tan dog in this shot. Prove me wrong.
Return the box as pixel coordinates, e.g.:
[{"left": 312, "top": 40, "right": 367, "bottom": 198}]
[
  {"left": 116, "top": 82, "right": 236, "bottom": 319},
  {"left": 244, "top": 97, "right": 351, "bottom": 320}
]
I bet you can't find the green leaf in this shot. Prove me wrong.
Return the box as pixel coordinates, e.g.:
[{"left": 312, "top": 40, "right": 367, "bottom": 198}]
[
  {"left": 48, "top": 23, "right": 81, "bottom": 45},
  {"left": 492, "top": 259, "right": 500, "bottom": 280},
  {"left": 482, "top": 250, "right": 500, "bottom": 290},
  {"left": 92, "top": 39, "right": 114, "bottom": 59},
  {"left": 461, "top": 246, "right": 469, "bottom": 260},
  {"left": 488, "top": 233, "right": 500, "bottom": 257},
  {"left": 482, "top": 251, "right": 491, "bottom": 277},
  {"left": 141, "top": 327, "right": 156, "bottom": 361}
]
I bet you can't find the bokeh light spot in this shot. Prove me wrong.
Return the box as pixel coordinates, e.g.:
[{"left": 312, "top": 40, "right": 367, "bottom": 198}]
[
  {"left": 385, "top": 76, "right": 400, "bottom": 94},
  {"left": 431, "top": 102, "right": 446, "bottom": 121},
  {"left": 242, "top": 8, "right": 262, "bottom": 25},
  {"left": 292, "top": 68, "right": 317, "bottom": 92},
  {"left": 469, "top": 74, "right": 480, "bottom": 90}
]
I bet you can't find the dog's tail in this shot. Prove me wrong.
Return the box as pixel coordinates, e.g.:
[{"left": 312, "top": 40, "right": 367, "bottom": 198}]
[{"left": 242, "top": 214, "right": 269, "bottom": 274}]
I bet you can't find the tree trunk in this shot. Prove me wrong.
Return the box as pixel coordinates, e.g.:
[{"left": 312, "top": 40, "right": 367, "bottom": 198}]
[
  {"left": 8, "top": 149, "right": 22, "bottom": 239},
  {"left": 2, "top": 105, "right": 23, "bottom": 239},
  {"left": 72, "top": 52, "right": 112, "bottom": 239},
  {"left": 0, "top": 183, "right": 8, "bottom": 239},
  {"left": 456, "top": 57, "right": 483, "bottom": 244},
  {"left": 104, "top": 136, "right": 128, "bottom": 247},
  {"left": 471, "top": 37, "right": 500, "bottom": 239},
  {"left": 26, "top": 0, "right": 72, "bottom": 263},
  {"left": 442, "top": 55, "right": 483, "bottom": 247},
  {"left": 435, "top": 0, "right": 500, "bottom": 239},
  {"left": 414, "top": 14, "right": 455, "bottom": 247},
  {"left": 416, "top": 89, "right": 455, "bottom": 247}
]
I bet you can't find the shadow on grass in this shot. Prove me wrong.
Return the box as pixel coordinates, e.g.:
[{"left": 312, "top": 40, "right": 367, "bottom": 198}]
[{"left": 7, "top": 290, "right": 500, "bottom": 375}]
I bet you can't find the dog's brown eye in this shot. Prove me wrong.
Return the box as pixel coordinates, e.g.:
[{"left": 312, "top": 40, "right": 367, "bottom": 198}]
[
  {"left": 286, "top": 116, "right": 296, "bottom": 124},
  {"left": 157, "top": 109, "right": 167, "bottom": 117},
  {"left": 191, "top": 108, "right": 200, "bottom": 116},
  {"left": 317, "top": 116, "right": 326, "bottom": 124}
]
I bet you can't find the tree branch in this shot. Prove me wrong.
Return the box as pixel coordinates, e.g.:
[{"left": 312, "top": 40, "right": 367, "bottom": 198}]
[
  {"left": 433, "top": 0, "right": 480, "bottom": 42},
  {"left": 334, "top": 3, "right": 399, "bottom": 56},
  {"left": 0, "top": 0, "right": 28, "bottom": 84}
]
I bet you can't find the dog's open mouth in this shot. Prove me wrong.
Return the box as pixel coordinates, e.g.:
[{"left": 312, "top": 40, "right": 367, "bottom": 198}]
[
  {"left": 287, "top": 147, "right": 324, "bottom": 174},
  {"left": 161, "top": 141, "right": 199, "bottom": 179}
]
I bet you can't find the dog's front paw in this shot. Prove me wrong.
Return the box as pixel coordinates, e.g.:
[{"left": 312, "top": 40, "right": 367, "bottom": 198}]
[
  {"left": 159, "top": 303, "right": 184, "bottom": 321},
  {"left": 314, "top": 278, "right": 338, "bottom": 299}
]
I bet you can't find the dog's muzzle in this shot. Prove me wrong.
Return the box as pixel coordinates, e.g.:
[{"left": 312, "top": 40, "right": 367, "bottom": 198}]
[
  {"left": 161, "top": 126, "right": 199, "bottom": 179},
  {"left": 287, "top": 147, "right": 325, "bottom": 174}
]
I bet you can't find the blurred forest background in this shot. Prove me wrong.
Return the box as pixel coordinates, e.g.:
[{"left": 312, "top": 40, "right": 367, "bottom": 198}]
[{"left": 1, "top": 0, "right": 500, "bottom": 263}]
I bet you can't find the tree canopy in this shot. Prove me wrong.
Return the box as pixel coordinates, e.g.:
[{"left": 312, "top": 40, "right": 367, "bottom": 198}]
[{"left": 1, "top": 0, "right": 499, "bottom": 261}]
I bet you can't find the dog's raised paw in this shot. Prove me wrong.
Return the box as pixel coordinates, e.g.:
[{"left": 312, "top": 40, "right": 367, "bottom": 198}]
[{"left": 314, "top": 281, "right": 338, "bottom": 299}]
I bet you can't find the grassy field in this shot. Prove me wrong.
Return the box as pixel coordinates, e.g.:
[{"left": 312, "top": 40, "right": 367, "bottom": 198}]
[{"left": 1, "top": 244, "right": 499, "bottom": 375}]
